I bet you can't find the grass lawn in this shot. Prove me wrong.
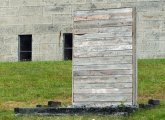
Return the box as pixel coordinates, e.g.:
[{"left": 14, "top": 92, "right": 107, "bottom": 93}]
[{"left": 0, "top": 59, "right": 165, "bottom": 120}]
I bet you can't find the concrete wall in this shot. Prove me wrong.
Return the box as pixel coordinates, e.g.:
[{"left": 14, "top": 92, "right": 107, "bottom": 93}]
[{"left": 0, "top": 0, "right": 165, "bottom": 62}]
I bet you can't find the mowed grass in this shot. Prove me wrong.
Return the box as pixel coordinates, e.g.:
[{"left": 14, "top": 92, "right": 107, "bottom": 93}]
[
  {"left": 0, "top": 61, "right": 72, "bottom": 110},
  {"left": 0, "top": 59, "right": 165, "bottom": 120}
]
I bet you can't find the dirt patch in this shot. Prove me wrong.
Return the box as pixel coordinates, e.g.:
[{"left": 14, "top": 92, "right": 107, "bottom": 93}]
[{"left": 0, "top": 101, "right": 28, "bottom": 110}]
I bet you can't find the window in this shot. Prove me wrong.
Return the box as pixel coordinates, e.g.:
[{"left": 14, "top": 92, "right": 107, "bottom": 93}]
[
  {"left": 19, "top": 35, "right": 32, "bottom": 61},
  {"left": 64, "top": 33, "right": 73, "bottom": 60}
]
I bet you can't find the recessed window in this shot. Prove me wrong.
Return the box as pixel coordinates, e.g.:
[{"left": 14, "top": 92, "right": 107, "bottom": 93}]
[
  {"left": 64, "top": 33, "right": 73, "bottom": 60},
  {"left": 19, "top": 35, "right": 32, "bottom": 61}
]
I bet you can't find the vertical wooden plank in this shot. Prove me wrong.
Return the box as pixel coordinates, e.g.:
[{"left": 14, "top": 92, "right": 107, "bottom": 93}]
[
  {"left": 132, "top": 8, "right": 137, "bottom": 106},
  {"left": 72, "top": 34, "right": 74, "bottom": 103}
]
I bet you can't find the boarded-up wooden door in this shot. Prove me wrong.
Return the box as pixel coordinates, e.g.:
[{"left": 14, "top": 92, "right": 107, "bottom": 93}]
[{"left": 73, "top": 8, "right": 137, "bottom": 107}]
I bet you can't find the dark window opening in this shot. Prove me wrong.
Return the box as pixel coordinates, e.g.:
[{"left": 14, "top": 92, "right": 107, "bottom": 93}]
[
  {"left": 19, "top": 35, "right": 32, "bottom": 61},
  {"left": 64, "top": 33, "right": 73, "bottom": 60}
]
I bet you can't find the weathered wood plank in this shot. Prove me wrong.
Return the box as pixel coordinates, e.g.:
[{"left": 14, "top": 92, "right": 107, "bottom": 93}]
[
  {"left": 74, "top": 88, "right": 132, "bottom": 94},
  {"left": 73, "top": 26, "right": 132, "bottom": 37},
  {"left": 74, "top": 93, "right": 132, "bottom": 102},
  {"left": 98, "top": 27, "right": 132, "bottom": 35},
  {"left": 73, "top": 50, "right": 132, "bottom": 58},
  {"left": 74, "top": 26, "right": 132, "bottom": 35},
  {"left": 74, "top": 18, "right": 132, "bottom": 29},
  {"left": 98, "top": 19, "right": 132, "bottom": 28},
  {"left": 74, "top": 37, "right": 132, "bottom": 47},
  {"left": 74, "top": 36, "right": 132, "bottom": 42},
  {"left": 74, "top": 8, "right": 132, "bottom": 17},
  {"left": 74, "top": 13, "right": 132, "bottom": 22},
  {"left": 74, "top": 29, "right": 131, "bottom": 35},
  {"left": 73, "top": 56, "right": 132, "bottom": 65},
  {"left": 74, "top": 82, "right": 132, "bottom": 89},
  {"left": 74, "top": 28, "right": 99, "bottom": 34},
  {"left": 74, "top": 75, "right": 132, "bottom": 83},
  {"left": 74, "top": 45, "right": 132, "bottom": 54},
  {"left": 73, "top": 70, "right": 132, "bottom": 76},
  {"left": 132, "top": 8, "right": 137, "bottom": 106},
  {"left": 73, "top": 102, "right": 133, "bottom": 107},
  {"left": 74, "top": 29, "right": 132, "bottom": 35},
  {"left": 73, "top": 64, "right": 132, "bottom": 71},
  {"left": 74, "top": 31, "right": 132, "bottom": 39}
]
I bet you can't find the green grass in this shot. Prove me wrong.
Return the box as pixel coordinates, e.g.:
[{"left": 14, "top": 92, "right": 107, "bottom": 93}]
[
  {"left": 0, "top": 59, "right": 165, "bottom": 120},
  {"left": 0, "top": 61, "right": 72, "bottom": 109}
]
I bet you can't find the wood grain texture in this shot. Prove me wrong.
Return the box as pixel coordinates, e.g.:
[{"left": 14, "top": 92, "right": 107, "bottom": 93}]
[
  {"left": 74, "top": 93, "right": 132, "bottom": 102},
  {"left": 74, "top": 8, "right": 132, "bottom": 18},
  {"left": 73, "top": 8, "right": 136, "bottom": 106},
  {"left": 74, "top": 36, "right": 132, "bottom": 42},
  {"left": 74, "top": 31, "right": 132, "bottom": 38},
  {"left": 74, "top": 75, "right": 133, "bottom": 83},
  {"left": 73, "top": 56, "right": 132, "bottom": 65},
  {"left": 73, "top": 102, "right": 133, "bottom": 107},
  {"left": 132, "top": 8, "right": 137, "bottom": 106},
  {"left": 74, "top": 18, "right": 132, "bottom": 29},
  {"left": 74, "top": 13, "right": 132, "bottom": 22},
  {"left": 73, "top": 70, "right": 132, "bottom": 76},
  {"left": 74, "top": 88, "right": 132, "bottom": 94},
  {"left": 74, "top": 28, "right": 99, "bottom": 34},
  {"left": 74, "top": 37, "right": 132, "bottom": 47},
  {"left": 73, "top": 64, "right": 132, "bottom": 70},
  {"left": 73, "top": 50, "right": 133, "bottom": 58},
  {"left": 74, "top": 26, "right": 132, "bottom": 34},
  {"left": 74, "top": 82, "right": 132, "bottom": 89},
  {"left": 74, "top": 45, "right": 132, "bottom": 54}
]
